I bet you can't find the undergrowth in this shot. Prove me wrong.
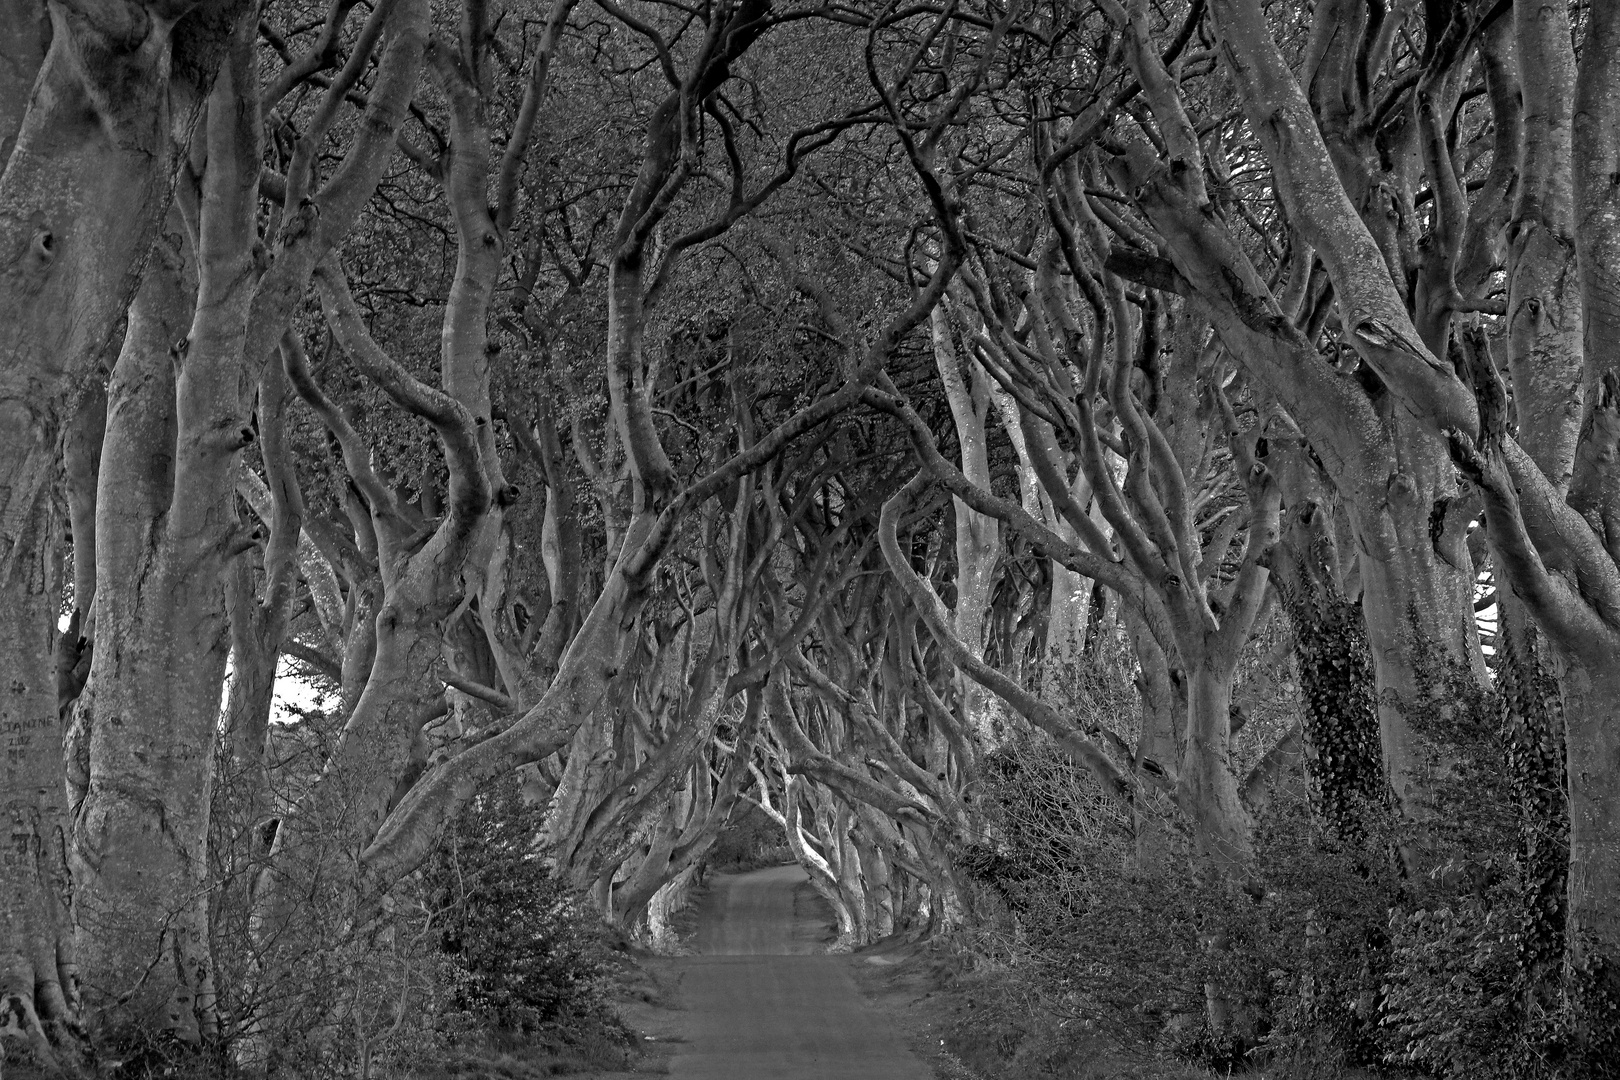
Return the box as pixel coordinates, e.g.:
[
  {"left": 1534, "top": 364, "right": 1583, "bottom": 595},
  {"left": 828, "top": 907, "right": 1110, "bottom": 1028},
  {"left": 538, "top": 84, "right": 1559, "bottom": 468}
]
[
  {"left": 415, "top": 775, "right": 638, "bottom": 1078},
  {"left": 945, "top": 714, "right": 1618, "bottom": 1080}
]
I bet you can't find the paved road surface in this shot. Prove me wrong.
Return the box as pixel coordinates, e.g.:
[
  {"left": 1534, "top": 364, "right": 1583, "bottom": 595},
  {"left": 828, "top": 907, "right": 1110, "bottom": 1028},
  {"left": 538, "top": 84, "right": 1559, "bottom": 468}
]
[{"left": 668, "top": 865, "right": 932, "bottom": 1080}]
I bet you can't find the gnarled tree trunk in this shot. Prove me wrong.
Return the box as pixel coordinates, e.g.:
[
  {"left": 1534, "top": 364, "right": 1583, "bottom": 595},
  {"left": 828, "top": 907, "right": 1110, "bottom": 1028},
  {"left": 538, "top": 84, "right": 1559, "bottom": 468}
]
[{"left": 0, "top": 497, "right": 79, "bottom": 1070}]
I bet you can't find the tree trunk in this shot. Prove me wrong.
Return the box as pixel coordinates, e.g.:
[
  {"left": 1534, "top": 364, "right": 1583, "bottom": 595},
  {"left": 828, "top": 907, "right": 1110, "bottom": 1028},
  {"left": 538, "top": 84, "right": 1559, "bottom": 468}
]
[
  {"left": 70, "top": 27, "right": 264, "bottom": 1041},
  {"left": 1494, "top": 601, "right": 1567, "bottom": 995},
  {"left": 1563, "top": 0, "right": 1620, "bottom": 1014},
  {"left": 930, "top": 305, "right": 1002, "bottom": 748},
  {"left": 1270, "top": 494, "right": 1383, "bottom": 836},
  {"left": 1179, "top": 661, "right": 1253, "bottom": 873},
  {"left": 0, "top": 496, "right": 80, "bottom": 1070},
  {"left": 0, "top": 0, "right": 47, "bottom": 162},
  {"left": 852, "top": 826, "right": 895, "bottom": 940},
  {"left": 545, "top": 702, "right": 629, "bottom": 890},
  {"left": 1507, "top": 0, "right": 1584, "bottom": 491},
  {"left": 1348, "top": 424, "right": 1485, "bottom": 821},
  {"left": 1556, "top": 654, "right": 1620, "bottom": 993},
  {"left": 610, "top": 806, "right": 680, "bottom": 934},
  {"left": 0, "top": 1, "right": 237, "bottom": 574},
  {"left": 68, "top": 243, "right": 214, "bottom": 1050},
  {"left": 0, "top": 11, "right": 234, "bottom": 1054},
  {"left": 782, "top": 782, "right": 857, "bottom": 950}
]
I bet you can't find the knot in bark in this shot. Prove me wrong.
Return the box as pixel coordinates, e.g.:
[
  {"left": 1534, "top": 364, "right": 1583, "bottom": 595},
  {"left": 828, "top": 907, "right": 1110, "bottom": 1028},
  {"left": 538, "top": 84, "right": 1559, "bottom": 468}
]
[{"left": 29, "top": 226, "right": 54, "bottom": 268}]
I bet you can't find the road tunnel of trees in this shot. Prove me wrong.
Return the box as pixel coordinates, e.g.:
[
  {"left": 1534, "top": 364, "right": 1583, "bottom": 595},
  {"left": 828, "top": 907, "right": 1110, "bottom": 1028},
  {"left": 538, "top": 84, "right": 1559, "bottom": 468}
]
[{"left": 1, "top": 0, "right": 1618, "bottom": 1075}]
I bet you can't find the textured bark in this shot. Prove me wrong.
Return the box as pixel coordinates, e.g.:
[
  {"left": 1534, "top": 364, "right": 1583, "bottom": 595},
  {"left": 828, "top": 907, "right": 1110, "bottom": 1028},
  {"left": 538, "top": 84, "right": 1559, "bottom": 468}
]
[
  {"left": 1347, "top": 427, "right": 1485, "bottom": 816},
  {"left": 1495, "top": 601, "right": 1567, "bottom": 989},
  {"left": 879, "top": 476, "right": 1134, "bottom": 801},
  {"left": 551, "top": 474, "right": 765, "bottom": 909},
  {"left": 1123, "top": 603, "right": 1179, "bottom": 783},
  {"left": 543, "top": 707, "right": 618, "bottom": 883},
  {"left": 0, "top": 12, "right": 237, "bottom": 1052},
  {"left": 930, "top": 304, "right": 1002, "bottom": 748},
  {"left": 1450, "top": 361, "right": 1620, "bottom": 1028},
  {"left": 1042, "top": 470, "right": 1101, "bottom": 672},
  {"left": 789, "top": 586, "right": 976, "bottom": 936},
  {"left": 1558, "top": 655, "right": 1620, "bottom": 984},
  {"left": 611, "top": 804, "right": 682, "bottom": 933},
  {"left": 1204, "top": 0, "right": 1494, "bottom": 815},
  {"left": 850, "top": 818, "right": 895, "bottom": 940},
  {"left": 530, "top": 402, "right": 585, "bottom": 685},
  {"left": 424, "top": 13, "right": 571, "bottom": 736},
  {"left": 882, "top": 281, "right": 1278, "bottom": 875},
  {"left": 0, "top": 2, "right": 246, "bottom": 615},
  {"left": 1381, "top": 3, "right": 1620, "bottom": 1006},
  {"left": 0, "top": 0, "right": 47, "bottom": 162},
  {"left": 239, "top": 0, "right": 430, "bottom": 387},
  {"left": 605, "top": 255, "right": 674, "bottom": 511},
  {"left": 70, "top": 18, "right": 265, "bottom": 1042},
  {"left": 357, "top": 543, "right": 648, "bottom": 896},
  {"left": 0, "top": 496, "right": 79, "bottom": 1069},
  {"left": 69, "top": 236, "right": 220, "bottom": 1049},
  {"left": 1269, "top": 493, "right": 1381, "bottom": 836},
  {"left": 783, "top": 780, "right": 857, "bottom": 948},
  {"left": 1506, "top": 0, "right": 1584, "bottom": 492},
  {"left": 1095, "top": 0, "right": 1499, "bottom": 852},
  {"left": 600, "top": 0, "right": 774, "bottom": 511},
  {"left": 613, "top": 735, "right": 754, "bottom": 936},
  {"left": 1571, "top": 0, "right": 1620, "bottom": 533},
  {"left": 1563, "top": 0, "right": 1620, "bottom": 994},
  {"left": 1179, "top": 661, "right": 1253, "bottom": 871}
]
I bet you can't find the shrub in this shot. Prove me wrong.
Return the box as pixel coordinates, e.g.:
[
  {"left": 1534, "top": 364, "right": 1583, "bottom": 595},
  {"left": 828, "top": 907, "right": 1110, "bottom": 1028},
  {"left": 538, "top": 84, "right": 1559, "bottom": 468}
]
[{"left": 420, "top": 776, "right": 627, "bottom": 1044}]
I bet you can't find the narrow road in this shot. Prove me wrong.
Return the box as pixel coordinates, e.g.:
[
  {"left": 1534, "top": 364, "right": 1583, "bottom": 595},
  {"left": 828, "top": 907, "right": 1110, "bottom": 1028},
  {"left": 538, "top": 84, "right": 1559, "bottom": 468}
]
[{"left": 668, "top": 865, "right": 932, "bottom": 1080}]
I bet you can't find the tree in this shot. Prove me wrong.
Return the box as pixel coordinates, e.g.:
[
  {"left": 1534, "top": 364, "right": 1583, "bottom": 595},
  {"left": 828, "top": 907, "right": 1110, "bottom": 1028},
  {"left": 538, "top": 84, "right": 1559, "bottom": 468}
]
[
  {"left": 1089, "top": 0, "right": 1619, "bottom": 1032},
  {"left": 4, "top": 0, "right": 1617, "bottom": 1072},
  {"left": 0, "top": 1, "right": 248, "bottom": 1065}
]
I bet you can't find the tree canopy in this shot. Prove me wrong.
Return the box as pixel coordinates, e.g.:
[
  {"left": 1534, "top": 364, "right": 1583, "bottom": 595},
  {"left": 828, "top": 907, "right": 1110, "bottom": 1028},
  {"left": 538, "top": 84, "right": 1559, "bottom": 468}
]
[{"left": 2, "top": 0, "right": 1618, "bottom": 1075}]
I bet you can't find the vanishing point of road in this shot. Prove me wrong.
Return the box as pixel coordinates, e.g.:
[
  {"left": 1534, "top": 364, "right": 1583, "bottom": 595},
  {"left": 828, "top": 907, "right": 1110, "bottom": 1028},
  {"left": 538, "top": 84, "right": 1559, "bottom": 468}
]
[{"left": 666, "top": 864, "right": 933, "bottom": 1080}]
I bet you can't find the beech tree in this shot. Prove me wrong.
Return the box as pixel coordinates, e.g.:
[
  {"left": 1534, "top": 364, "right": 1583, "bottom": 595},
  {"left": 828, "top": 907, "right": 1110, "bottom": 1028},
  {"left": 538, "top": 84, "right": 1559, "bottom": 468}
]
[
  {"left": 1071, "top": 0, "right": 1617, "bottom": 1009},
  {"left": 1, "top": 0, "right": 251, "bottom": 1063},
  {"left": 4, "top": 0, "right": 1619, "bottom": 1073}
]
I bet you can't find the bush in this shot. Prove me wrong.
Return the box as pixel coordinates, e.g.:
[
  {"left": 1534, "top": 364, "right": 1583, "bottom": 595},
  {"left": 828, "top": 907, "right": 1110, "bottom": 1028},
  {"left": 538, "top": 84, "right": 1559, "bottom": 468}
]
[
  {"left": 963, "top": 733, "right": 1215, "bottom": 1057},
  {"left": 942, "top": 619, "right": 1620, "bottom": 1080},
  {"left": 420, "top": 776, "right": 630, "bottom": 1047},
  {"left": 193, "top": 739, "right": 634, "bottom": 1078}
]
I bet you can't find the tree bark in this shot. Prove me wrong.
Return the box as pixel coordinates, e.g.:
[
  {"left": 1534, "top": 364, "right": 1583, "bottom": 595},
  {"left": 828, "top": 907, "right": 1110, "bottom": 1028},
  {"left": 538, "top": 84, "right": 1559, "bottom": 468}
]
[
  {"left": 1346, "top": 429, "right": 1485, "bottom": 817},
  {"left": 1507, "top": 0, "right": 1584, "bottom": 492},
  {"left": 0, "top": 0, "right": 48, "bottom": 163},
  {"left": 1180, "top": 660, "right": 1253, "bottom": 872},
  {"left": 1268, "top": 492, "right": 1382, "bottom": 836},
  {"left": 930, "top": 304, "right": 1002, "bottom": 748},
  {"left": 0, "top": 0, "right": 239, "bottom": 583},
  {"left": 1557, "top": 654, "right": 1620, "bottom": 986},
  {"left": 69, "top": 232, "right": 222, "bottom": 1049},
  {"left": 1563, "top": 0, "right": 1620, "bottom": 1001},
  {"left": 0, "top": 11, "right": 239, "bottom": 1052},
  {"left": 0, "top": 496, "right": 79, "bottom": 1070},
  {"left": 70, "top": 19, "right": 264, "bottom": 1042},
  {"left": 1494, "top": 600, "right": 1567, "bottom": 993}
]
